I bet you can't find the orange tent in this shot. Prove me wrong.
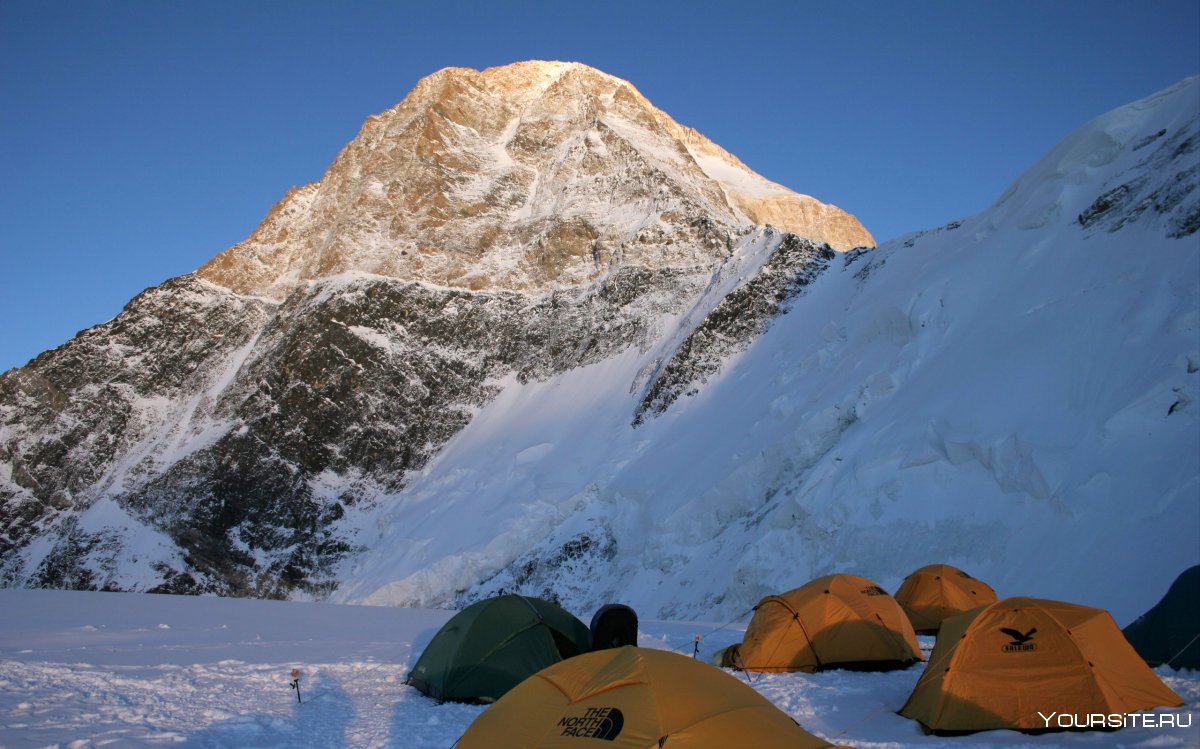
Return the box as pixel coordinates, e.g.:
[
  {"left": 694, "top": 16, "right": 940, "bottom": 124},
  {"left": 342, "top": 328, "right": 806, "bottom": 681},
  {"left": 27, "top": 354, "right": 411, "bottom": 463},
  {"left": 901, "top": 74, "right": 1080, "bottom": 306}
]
[
  {"left": 457, "top": 646, "right": 847, "bottom": 749},
  {"left": 894, "top": 564, "right": 998, "bottom": 633},
  {"left": 900, "top": 597, "right": 1184, "bottom": 733},
  {"left": 722, "top": 574, "right": 922, "bottom": 673}
]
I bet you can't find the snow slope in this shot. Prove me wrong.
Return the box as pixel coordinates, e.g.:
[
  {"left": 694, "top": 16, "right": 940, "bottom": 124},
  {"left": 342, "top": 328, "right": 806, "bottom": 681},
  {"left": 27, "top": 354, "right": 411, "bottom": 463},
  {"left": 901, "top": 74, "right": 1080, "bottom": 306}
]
[
  {"left": 336, "top": 77, "right": 1200, "bottom": 626},
  {"left": 1, "top": 589, "right": 1196, "bottom": 748}
]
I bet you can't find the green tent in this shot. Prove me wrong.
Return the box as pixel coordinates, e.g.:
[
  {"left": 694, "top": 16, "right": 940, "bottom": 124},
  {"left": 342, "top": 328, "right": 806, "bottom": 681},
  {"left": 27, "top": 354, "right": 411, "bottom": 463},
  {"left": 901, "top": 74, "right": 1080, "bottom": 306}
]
[
  {"left": 406, "top": 594, "right": 590, "bottom": 703},
  {"left": 1124, "top": 565, "right": 1200, "bottom": 670}
]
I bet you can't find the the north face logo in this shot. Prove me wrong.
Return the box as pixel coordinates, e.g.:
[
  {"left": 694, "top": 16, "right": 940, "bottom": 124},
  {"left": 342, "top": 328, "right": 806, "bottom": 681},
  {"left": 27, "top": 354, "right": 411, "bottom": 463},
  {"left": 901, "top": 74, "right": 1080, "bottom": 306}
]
[
  {"left": 1000, "top": 627, "right": 1038, "bottom": 652},
  {"left": 860, "top": 585, "right": 888, "bottom": 596},
  {"left": 558, "top": 707, "right": 624, "bottom": 740}
]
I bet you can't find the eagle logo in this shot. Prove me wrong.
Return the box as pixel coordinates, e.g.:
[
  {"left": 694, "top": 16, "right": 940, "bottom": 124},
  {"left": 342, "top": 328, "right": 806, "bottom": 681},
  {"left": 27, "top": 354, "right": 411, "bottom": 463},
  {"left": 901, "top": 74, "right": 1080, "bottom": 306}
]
[
  {"left": 1000, "top": 627, "right": 1038, "bottom": 652},
  {"left": 1001, "top": 627, "right": 1037, "bottom": 644}
]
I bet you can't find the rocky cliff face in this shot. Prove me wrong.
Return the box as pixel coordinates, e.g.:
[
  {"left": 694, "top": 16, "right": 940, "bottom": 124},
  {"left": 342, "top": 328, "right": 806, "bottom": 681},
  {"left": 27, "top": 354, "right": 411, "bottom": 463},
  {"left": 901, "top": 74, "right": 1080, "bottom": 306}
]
[{"left": 0, "top": 62, "right": 867, "bottom": 597}]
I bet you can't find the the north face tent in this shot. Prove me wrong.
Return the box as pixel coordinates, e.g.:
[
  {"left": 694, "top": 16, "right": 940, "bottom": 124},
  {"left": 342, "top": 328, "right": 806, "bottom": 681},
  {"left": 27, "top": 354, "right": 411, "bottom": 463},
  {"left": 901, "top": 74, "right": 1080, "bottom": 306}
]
[
  {"left": 406, "top": 594, "right": 590, "bottom": 703},
  {"left": 894, "top": 563, "right": 999, "bottom": 634},
  {"left": 719, "top": 574, "right": 922, "bottom": 672},
  {"left": 900, "top": 597, "right": 1184, "bottom": 733},
  {"left": 457, "top": 646, "right": 847, "bottom": 749},
  {"left": 1124, "top": 565, "right": 1200, "bottom": 670},
  {"left": 589, "top": 603, "right": 638, "bottom": 651}
]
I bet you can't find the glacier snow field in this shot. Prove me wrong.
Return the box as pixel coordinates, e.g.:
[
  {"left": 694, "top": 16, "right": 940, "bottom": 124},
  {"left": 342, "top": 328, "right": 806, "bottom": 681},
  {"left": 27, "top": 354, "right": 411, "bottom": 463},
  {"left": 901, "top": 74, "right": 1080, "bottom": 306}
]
[{"left": 0, "top": 590, "right": 1196, "bottom": 748}]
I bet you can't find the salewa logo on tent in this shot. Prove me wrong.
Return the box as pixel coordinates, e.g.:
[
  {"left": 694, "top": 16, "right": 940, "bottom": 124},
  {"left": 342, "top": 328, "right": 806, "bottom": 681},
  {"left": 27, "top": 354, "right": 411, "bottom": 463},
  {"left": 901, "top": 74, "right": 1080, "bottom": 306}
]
[
  {"left": 1000, "top": 627, "right": 1038, "bottom": 652},
  {"left": 860, "top": 585, "right": 888, "bottom": 596},
  {"left": 558, "top": 707, "right": 624, "bottom": 740}
]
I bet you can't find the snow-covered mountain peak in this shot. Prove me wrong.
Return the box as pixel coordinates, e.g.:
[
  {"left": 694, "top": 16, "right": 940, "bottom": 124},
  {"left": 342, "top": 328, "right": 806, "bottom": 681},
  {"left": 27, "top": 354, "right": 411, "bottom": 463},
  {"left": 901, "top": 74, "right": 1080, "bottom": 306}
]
[
  {"left": 196, "top": 60, "right": 873, "bottom": 299},
  {"left": 985, "top": 75, "right": 1198, "bottom": 236}
]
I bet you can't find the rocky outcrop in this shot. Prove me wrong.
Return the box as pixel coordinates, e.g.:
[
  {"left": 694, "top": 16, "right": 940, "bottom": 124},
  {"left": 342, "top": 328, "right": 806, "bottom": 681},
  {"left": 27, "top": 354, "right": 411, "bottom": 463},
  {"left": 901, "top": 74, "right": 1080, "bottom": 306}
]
[
  {"left": 634, "top": 234, "right": 836, "bottom": 425},
  {"left": 1075, "top": 115, "right": 1199, "bottom": 238}
]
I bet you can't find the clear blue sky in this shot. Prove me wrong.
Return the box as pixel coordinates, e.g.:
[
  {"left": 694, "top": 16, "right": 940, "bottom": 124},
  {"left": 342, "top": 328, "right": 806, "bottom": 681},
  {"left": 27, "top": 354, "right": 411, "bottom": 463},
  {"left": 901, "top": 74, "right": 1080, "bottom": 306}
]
[{"left": 1, "top": 1, "right": 1197, "bottom": 373}]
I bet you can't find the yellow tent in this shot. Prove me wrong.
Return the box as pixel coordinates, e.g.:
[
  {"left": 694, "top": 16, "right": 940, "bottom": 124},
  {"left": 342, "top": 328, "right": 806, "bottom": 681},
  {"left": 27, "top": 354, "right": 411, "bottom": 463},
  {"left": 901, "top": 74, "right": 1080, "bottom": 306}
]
[
  {"left": 457, "top": 646, "right": 848, "bottom": 748},
  {"left": 722, "top": 574, "right": 922, "bottom": 673},
  {"left": 900, "top": 597, "right": 1184, "bottom": 733},
  {"left": 894, "top": 564, "right": 998, "bottom": 633}
]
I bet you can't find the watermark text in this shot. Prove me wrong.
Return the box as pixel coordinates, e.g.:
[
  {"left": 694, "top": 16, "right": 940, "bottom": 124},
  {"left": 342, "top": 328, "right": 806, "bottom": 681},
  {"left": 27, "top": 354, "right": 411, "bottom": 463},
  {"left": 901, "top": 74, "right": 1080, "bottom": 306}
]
[{"left": 1037, "top": 711, "right": 1193, "bottom": 729}]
